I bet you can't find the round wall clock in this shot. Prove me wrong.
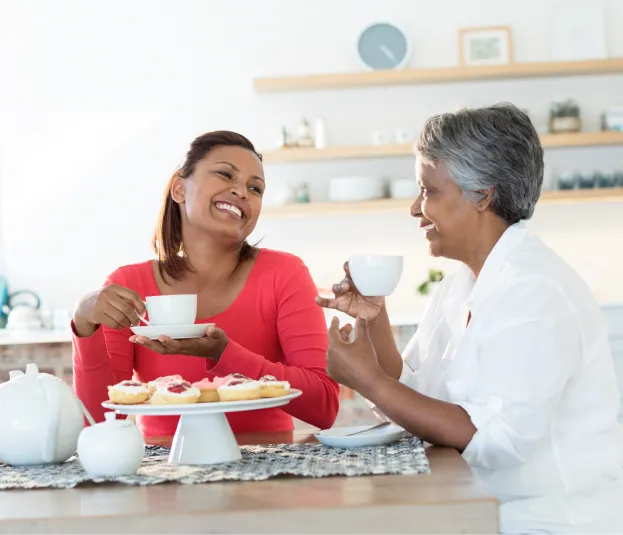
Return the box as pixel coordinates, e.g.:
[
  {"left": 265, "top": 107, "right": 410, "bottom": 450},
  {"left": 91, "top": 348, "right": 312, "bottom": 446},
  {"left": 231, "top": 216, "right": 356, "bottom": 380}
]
[{"left": 357, "top": 23, "right": 411, "bottom": 70}]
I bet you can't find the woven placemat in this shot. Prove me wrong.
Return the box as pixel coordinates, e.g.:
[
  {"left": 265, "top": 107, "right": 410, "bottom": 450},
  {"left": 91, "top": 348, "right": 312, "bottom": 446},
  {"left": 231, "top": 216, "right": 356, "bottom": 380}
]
[{"left": 0, "top": 436, "right": 429, "bottom": 489}]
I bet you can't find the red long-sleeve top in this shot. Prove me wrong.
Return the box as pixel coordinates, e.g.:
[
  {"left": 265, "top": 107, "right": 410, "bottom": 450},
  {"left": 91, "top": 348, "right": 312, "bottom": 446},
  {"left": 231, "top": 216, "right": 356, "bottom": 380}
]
[{"left": 72, "top": 249, "right": 339, "bottom": 437}]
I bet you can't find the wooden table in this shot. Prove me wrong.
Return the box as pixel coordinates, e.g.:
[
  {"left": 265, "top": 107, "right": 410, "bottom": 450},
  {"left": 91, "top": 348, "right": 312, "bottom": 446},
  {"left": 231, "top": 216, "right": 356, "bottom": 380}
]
[{"left": 0, "top": 431, "right": 498, "bottom": 534}]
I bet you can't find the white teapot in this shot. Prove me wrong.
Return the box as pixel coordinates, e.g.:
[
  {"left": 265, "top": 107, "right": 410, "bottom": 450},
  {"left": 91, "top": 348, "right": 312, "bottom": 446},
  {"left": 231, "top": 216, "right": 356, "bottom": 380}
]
[
  {"left": 0, "top": 363, "right": 85, "bottom": 465},
  {"left": 77, "top": 412, "right": 145, "bottom": 477}
]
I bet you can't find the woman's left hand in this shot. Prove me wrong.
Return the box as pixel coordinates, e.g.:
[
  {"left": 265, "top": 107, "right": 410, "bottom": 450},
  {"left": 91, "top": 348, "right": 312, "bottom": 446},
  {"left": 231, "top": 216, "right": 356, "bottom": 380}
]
[
  {"left": 130, "top": 324, "right": 228, "bottom": 361},
  {"left": 327, "top": 316, "right": 384, "bottom": 391}
]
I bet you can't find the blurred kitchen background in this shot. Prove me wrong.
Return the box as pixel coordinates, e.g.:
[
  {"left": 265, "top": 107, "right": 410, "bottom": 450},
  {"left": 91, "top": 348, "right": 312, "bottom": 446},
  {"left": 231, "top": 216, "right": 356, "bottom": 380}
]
[{"left": 0, "top": 0, "right": 622, "bottom": 426}]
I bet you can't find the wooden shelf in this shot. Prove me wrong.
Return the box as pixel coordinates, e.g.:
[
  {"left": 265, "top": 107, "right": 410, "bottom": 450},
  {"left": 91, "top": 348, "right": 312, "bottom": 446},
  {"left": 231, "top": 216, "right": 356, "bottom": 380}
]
[
  {"left": 254, "top": 58, "right": 623, "bottom": 93},
  {"left": 540, "top": 131, "right": 623, "bottom": 148},
  {"left": 262, "top": 188, "right": 623, "bottom": 219},
  {"left": 263, "top": 143, "right": 412, "bottom": 163},
  {"left": 262, "top": 131, "right": 623, "bottom": 163}
]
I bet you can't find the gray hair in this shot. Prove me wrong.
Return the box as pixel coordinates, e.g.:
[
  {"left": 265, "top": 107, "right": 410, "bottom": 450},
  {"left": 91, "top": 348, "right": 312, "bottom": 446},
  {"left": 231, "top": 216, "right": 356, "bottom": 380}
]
[{"left": 415, "top": 103, "right": 544, "bottom": 223}]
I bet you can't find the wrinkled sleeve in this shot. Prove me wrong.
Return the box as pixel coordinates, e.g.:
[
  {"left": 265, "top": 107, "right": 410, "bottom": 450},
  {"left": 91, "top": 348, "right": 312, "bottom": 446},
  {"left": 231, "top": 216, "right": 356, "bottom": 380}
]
[
  {"left": 398, "top": 331, "right": 421, "bottom": 390},
  {"left": 72, "top": 270, "right": 135, "bottom": 423},
  {"left": 459, "top": 293, "right": 582, "bottom": 469},
  {"left": 366, "top": 280, "right": 449, "bottom": 422},
  {"left": 397, "top": 279, "right": 448, "bottom": 392},
  {"left": 368, "top": 329, "right": 421, "bottom": 422}
]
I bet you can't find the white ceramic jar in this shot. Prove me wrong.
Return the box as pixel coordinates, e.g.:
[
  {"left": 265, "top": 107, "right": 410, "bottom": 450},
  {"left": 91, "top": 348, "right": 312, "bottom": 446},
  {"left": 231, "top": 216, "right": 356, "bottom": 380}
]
[
  {"left": 0, "top": 363, "right": 84, "bottom": 465},
  {"left": 77, "top": 412, "right": 145, "bottom": 477}
]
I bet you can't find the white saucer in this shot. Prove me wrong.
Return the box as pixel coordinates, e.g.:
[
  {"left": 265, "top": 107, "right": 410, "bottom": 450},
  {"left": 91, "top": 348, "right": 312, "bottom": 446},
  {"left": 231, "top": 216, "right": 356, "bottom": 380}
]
[
  {"left": 315, "top": 424, "right": 406, "bottom": 449},
  {"left": 130, "top": 323, "right": 213, "bottom": 340}
]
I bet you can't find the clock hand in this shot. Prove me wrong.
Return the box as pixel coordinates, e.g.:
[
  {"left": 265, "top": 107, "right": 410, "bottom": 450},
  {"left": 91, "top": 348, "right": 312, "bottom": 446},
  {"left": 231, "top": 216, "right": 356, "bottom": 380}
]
[{"left": 380, "top": 45, "right": 397, "bottom": 63}]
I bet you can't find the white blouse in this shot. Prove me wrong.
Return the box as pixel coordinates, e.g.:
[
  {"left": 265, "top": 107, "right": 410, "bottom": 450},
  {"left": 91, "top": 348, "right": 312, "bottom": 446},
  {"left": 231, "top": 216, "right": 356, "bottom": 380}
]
[{"left": 383, "top": 222, "right": 623, "bottom": 533}]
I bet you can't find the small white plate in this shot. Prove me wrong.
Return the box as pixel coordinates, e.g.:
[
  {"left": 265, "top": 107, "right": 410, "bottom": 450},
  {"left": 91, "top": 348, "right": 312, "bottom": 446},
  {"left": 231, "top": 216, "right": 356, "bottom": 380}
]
[
  {"left": 315, "top": 424, "right": 406, "bottom": 449},
  {"left": 130, "top": 323, "right": 213, "bottom": 340}
]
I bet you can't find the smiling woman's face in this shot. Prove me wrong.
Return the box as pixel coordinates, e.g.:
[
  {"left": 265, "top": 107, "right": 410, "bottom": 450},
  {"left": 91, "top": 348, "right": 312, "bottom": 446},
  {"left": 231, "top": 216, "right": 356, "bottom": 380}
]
[
  {"left": 172, "top": 145, "right": 265, "bottom": 246},
  {"left": 411, "top": 158, "right": 481, "bottom": 260}
]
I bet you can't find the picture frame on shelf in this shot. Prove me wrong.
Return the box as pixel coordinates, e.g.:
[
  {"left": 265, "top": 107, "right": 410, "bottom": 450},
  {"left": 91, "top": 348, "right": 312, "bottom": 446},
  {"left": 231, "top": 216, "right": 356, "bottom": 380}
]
[{"left": 458, "top": 26, "right": 513, "bottom": 67}]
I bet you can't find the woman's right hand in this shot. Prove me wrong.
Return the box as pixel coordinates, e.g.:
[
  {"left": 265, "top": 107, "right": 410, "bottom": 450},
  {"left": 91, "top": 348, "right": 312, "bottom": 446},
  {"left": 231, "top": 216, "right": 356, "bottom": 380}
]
[
  {"left": 315, "top": 262, "right": 385, "bottom": 322},
  {"left": 73, "top": 284, "right": 146, "bottom": 337}
]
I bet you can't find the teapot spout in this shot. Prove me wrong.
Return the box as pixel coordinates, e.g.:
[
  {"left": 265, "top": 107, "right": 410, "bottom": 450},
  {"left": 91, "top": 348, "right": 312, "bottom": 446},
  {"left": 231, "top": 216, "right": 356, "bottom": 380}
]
[{"left": 9, "top": 370, "right": 24, "bottom": 380}]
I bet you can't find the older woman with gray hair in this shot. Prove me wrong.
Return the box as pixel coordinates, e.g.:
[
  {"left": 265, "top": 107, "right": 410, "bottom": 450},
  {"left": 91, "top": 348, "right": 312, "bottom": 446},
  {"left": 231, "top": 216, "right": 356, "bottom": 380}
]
[{"left": 317, "top": 103, "right": 623, "bottom": 534}]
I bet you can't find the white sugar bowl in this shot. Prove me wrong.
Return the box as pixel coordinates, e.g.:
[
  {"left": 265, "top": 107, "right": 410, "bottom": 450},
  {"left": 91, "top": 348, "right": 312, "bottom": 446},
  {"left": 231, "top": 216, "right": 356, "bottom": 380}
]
[{"left": 77, "top": 412, "right": 145, "bottom": 477}]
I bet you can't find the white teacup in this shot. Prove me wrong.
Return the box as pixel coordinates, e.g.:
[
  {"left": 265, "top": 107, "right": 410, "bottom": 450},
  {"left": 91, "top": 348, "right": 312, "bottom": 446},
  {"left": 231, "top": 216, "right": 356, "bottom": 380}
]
[
  {"left": 145, "top": 294, "right": 197, "bottom": 326},
  {"left": 348, "top": 255, "right": 404, "bottom": 297}
]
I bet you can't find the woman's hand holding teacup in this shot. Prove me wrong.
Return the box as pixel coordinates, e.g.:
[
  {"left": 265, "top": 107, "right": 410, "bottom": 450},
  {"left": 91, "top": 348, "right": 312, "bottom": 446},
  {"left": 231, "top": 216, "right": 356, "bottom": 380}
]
[
  {"left": 315, "top": 261, "right": 385, "bottom": 322},
  {"left": 130, "top": 324, "right": 229, "bottom": 361},
  {"left": 73, "top": 284, "right": 146, "bottom": 337}
]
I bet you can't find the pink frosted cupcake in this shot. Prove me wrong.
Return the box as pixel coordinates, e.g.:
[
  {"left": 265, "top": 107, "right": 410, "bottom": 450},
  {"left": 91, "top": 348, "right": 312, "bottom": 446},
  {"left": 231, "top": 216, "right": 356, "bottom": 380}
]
[
  {"left": 217, "top": 374, "right": 261, "bottom": 402},
  {"left": 108, "top": 380, "right": 150, "bottom": 405},
  {"left": 192, "top": 376, "right": 228, "bottom": 403},
  {"left": 147, "top": 374, "right": 183, "bottom": 394},
  {"left": 259, "top": 375, "right": 291, "bottom": 398},
  {"left": 150, "top": 380, "right": 200, "bottom": 405}
]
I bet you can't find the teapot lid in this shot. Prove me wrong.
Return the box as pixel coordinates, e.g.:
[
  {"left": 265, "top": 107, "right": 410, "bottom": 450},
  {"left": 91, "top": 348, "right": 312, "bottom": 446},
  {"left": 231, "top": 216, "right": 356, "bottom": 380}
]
[
  {"left": 8, "top": 363, "right": 38, "bottom": 380},
  {"left": 102, "top": 411, "right": 133, "bottom": 428}
]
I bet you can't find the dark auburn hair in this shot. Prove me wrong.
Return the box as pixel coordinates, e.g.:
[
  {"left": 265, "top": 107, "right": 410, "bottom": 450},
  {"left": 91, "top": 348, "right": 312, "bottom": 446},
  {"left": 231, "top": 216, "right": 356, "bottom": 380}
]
[{"left": 153, "top": 130, "right": 263, "bottom": 282}]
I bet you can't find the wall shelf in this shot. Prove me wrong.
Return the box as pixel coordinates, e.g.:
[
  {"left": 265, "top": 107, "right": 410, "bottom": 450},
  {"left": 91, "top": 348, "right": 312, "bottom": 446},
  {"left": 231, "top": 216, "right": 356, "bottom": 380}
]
[
  {"left": 262, "top": 131, "right": 623, "bottom": 163},
  {"left": 254, "top": 58, "right": 623, "bottom": 93},
  {"left": 263, "top": 143, "right": 411, "bottom": 163},
  {"left": 261, "top": 188, "right": 623, "bottom": 219},
  {"left": 540, "top": 131, "right": 623, "bottom": 148}
]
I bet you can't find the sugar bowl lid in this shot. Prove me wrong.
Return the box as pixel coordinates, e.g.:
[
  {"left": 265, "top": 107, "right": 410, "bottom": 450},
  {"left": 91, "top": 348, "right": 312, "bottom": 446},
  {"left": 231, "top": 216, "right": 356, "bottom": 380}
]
[{"left": 101, "top": 411, "right": 134, "bottom": 428}]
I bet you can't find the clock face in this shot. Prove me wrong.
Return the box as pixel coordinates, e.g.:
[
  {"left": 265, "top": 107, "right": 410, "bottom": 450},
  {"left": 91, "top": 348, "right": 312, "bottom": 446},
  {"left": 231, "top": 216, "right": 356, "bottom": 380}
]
[{"left": 357, "top": 23, "right": 410, "bottom": 70}]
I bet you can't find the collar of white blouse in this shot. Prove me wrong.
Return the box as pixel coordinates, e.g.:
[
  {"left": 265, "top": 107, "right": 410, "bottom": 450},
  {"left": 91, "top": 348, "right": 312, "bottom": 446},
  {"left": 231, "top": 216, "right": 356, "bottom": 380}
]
[{"left": 441, "top": 220, "right": 529, "bottom": 338}]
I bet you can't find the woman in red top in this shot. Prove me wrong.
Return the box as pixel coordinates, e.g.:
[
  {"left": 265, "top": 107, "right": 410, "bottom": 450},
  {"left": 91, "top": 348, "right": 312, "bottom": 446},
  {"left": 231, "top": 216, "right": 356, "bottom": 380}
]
[{"left": 72, "top": 131, "right": 339, "bottom": 437}]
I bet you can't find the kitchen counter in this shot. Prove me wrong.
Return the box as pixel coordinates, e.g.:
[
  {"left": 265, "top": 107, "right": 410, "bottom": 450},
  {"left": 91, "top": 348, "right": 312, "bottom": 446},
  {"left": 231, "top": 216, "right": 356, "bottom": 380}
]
[
  {"left": 0, "top": 431, "right": 498, "bottom": 534},
  {"left": 0, "top": 314, "right": 421, "bottom": 347},
  {"left": 0, "top": 329, "right": 72, "bottom": 346},
  {"left": 0, "top": 330, "right": 73, "bottom": 381}
]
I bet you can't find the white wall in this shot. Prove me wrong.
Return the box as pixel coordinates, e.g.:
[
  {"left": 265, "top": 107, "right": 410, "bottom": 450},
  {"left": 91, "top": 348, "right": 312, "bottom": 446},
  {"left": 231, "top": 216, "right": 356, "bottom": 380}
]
[
  {"left": 0, "top": 164, "right": 5, "bottom": 274},
  {"left": 0, "top": 0, "right": 622, "bottom": 313}
]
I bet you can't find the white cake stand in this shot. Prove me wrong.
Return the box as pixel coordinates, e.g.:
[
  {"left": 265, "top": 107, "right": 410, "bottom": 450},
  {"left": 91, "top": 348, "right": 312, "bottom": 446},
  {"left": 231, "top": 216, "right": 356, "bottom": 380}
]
[{"left": 102, "top": 389, "right": 302, "bottom": 465}]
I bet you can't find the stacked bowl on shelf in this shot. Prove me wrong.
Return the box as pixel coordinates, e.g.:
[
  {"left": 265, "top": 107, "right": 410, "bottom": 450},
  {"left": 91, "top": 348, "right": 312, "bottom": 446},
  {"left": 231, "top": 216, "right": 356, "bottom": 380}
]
[
  {"left": 557, "top": 170, "right": 623, "bottom": 190},
  {"left": 328, "top": 177, "right": 418, "bottom": 202},
  {"left": 328, "top": 176, "right": 384, "bottom": 202}
]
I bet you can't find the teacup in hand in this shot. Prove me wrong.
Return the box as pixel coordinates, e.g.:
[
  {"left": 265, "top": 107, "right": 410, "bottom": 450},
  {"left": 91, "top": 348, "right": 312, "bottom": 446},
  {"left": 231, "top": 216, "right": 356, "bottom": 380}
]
[
  {"left": 348, "top": 255, "right": 403, "bottom": 297},
  {"left": 144, "top": 294, "right": 197, "bottom": 326}
]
